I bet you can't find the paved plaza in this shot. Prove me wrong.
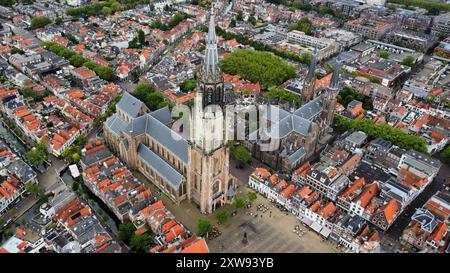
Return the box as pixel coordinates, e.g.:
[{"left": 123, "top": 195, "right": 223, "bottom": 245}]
[{"left": 135, "top": 170, "right": 338, "bottom": 253}]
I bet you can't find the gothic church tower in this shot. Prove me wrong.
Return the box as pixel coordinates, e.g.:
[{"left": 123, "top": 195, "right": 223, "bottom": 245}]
[
  {"left": 187, "top": 8, "right": 231, "bottom": 214},
  {"left": 322, "top": 58, "right": 341, "bottom": 131},
  {"left": 301, "top": 47, "right": 317, "bottom": 105}
]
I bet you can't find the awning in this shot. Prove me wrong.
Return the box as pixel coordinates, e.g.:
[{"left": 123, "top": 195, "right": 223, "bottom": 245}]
[
  {"left": 310, "top": 221, "right": 322, "bottom": 233},
  {"left": 302, "top": 217, "right": 313, "bottom": 226},
  {"left": 320, "top": 227, "right": 331, "bottom": 238}
]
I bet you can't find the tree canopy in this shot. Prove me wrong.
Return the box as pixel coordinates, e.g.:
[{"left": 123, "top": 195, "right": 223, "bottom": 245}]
[
  {"left": 30, "top": 16, "right": 52, "bottom": 30},
  {"left": 338, "top": 86, "right": 373, "bottom": 111},
  {"left": 334, "top": 115, "right": 428, "bottom": 154},
  {"left": 129, "top": 30, "right": 147, "bottom": 49},
  {"left": 232, "top": 196, "right": 247, "bottom": 209},
  {"left": 215, "top": 209, "right": 229, "bottom": 224},
  {"left": 388, "top": 0, "right": 450, "bottom": 12},
  {"left": 289, "top": 17, "right": 312, "bottom": 35},
  {"left": 42, "top": 41, "right": 115, "bottom": 81},
  {"left": 215, "top": 26, "right": 311, "bottom": 65},
  {"left": 150, "top": 12, "right": 190, "bottom": 31},
  {"left": 234, "top": 146, "right": 252, "bottom": 165},
  {"left": 441, "top": 145, "right": 450, "bottom": 164},
  {"left": 66, "top": 0, "right": 122, "bottom": 17},
  {"left": 264, "top": 87, "right": 300, "bottom": 107},
  {"left": 132, "top": 82, "right": 173, "bottom": 111},
  {"left": 27, "top": 141, "right": 49, "bottom": 166},
  {"left": 180, "top": 79, "right": 196, "bottom": 92},
  {"left": 219, "top": 49, "right": 297, "bottom": 88},
  {"left": 378, "top": 51, "right": 390, "bottom": 59},
  {"left": 130, "top": 232, "right": 153, "bottom": 253},
  {"left": 118, "top": 221, "right": 136, "bottom": 245},
  {"left": 230, "top": 141, "right": 252, "bottom": 168},
  {"left": 401, "top": 56, "right": 416, "bottom": 67},
  {"left": 197, "top": 218, "right": 213, "bottom": 235},
  {"left": 247, "top": 191, "right": 258, "bottom": 202}
]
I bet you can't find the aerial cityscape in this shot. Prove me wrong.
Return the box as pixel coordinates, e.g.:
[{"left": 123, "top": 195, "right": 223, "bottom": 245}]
[{"left": 0, "top": 0, "right": 449, "bottom": 256}]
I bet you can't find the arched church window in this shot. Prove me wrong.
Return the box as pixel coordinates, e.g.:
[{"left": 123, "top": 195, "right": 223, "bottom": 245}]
[{"left": 212, "top": 180, "right": 220, "bottom": 194}]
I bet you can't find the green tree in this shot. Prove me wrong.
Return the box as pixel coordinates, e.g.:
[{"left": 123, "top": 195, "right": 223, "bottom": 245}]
[
  {"left": 401, "top": 56, "right": 415, "bottom": 67},
  {"left": 150, "top": 19, "right": 164, "bottom": 30},
  {"left": 133, "top": 82, "right": 155, "bottom": 100},
  {"left": 387, "top": 0, "right": 450, "bottom": 12},
  {"left": 265, "top": 87, "right": 300, "bottom": 106},
  {"left": 247, "top": 191, "right": 258, "bottom": 202},
  {"left": 10, "top": 47, "right": 24, "bottom": 55},
  {"left": 214, "top": 26, "right": 311, "bottom": 65},
  {"left": 230, "top": 19, "right": 236, "bottom": 28},
  {"left": 130, "top": 233, "right": 153, "bottom": 253},
  {"left": 337, "top": 85, "right": 373, "bottom": 110},
  {"left": 378, "top": 51, "right": 390, "bottom": 59},
  {"left": 334, "top": 115, "right": 428, "bottom": 154},
  {"left": 146, "top": 92, "right": 165, "bottom": 110},
  {"left": 232, "top": 196, "right": 247, "bottom": 209},
  {"left": 72, "top": 181, "right": 80, "bottom": 191},
  {"left": 219, "top": 49, "right": 297, "bottom": 88},
  {"left": 197, "top": 218, "right": 213, "bottom": 235},
  {"left": 0, "top": 0, "right": 16, "bottom": 7},
  {"left": 388, "top": 4, "right": 397, "bottom": 11},
  {"left": 72, "top": 153, "right": 80, "bottom": 161},
  {"left": 27, "top": 141, "right": 49, "bottom": 165},
  {"left": 236, "top": 10, "right": 243, "bottom": 21},
  {"left": 102, "top": 6, "right": 112, "bottom": 16},
  {"left": 93, "top": 66, "right": 115, "bottom": 81},
  {"left": 4, "top": 229, "right": 13, "bottom": 238},
  {"left": 30, "top": 16, "right": 52, "bottom": 30},
  {"left": 233, "top": 146, "right": 251, "bottom": 167},
  {"left": 132, "top": 82, "right": 169, "bottom": 111},
  {"left": 26, "top": 183, "right": 44, "bottom": 195},
  {"left": 55, "top": 17, "right": 63, "bottom": 25},
  {"left": 118, "top": 221, "right": 136, "bottom": 244},
  {"left": 111, "top": 1, "right": 121, "bottom": 12},
  {"left": 25, "top": 183, "right": 48, "bottom": 203},
  {"left": 180, "top": 79, "right": 196, "bottom": 92},
  {"left": 83, "top": 61, "right": 98, "bottom": 70},
  {"left": 75, "top": 135, "right": 88, "bottom": 146},
  {"left": 215, "top": 209, "right": 229, "bottom": 224},
  {"left": 138, "top": 29, "right": 145, "bottom": 45},
  {"left": 441, "top": 145, "right": 450, "bottom": 164},
  {"left": 289, "top": 16, "right": 312, "bottom": 35},
  {"left": 69, "top": 54, "right": 86, "bottom": 67}
]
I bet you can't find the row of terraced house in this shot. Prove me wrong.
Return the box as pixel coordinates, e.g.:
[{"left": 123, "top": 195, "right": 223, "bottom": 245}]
[
  {"left": 248, "top": 130, "right": 442, "bottom": 252},
  {"left": 79, "top": 138, "right": 209, "bottom": 253}
]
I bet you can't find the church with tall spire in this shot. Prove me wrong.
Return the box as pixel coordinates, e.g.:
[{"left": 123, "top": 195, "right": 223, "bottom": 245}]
[
  {"left": 103, "top": 8, "right": 233, "bottom": 214},
  {"left": 246, "top": 52, "right": 340, "bottom": 173},
  {"left": 301, "top": 47, "right": 318, "bottom": 106},
  {"left": 189, "top": 7, "right": 232, "bottom": 213}
]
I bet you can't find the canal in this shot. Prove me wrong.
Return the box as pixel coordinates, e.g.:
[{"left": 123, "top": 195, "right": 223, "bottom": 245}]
[
  {"left": 0, "top": 118, "right": 49, "bottom": 172},
  {"left": 59, "top": 166, "right": 121, "bottom": 235},
  {"left": 0, "top": 120, "right": 30, "bottom": 158}
]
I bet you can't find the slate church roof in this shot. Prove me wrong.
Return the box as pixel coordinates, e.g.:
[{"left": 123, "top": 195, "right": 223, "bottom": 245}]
[{"left": 116, "top": 92, "right": 145, "bottom": 119}]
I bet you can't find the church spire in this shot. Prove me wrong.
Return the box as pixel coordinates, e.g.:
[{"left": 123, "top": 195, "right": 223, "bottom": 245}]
[
  {"left": 330, "top": 58, "right": 341, "bottom": 90},
  {"left": 204, "top": 6, "right": 219, "bottom": 76},
  {"left": 306, "top": 47, "right": 317, "bottom": 81},
  {"left": 302, "top": 47, "right": 317, "bottom": 105}
]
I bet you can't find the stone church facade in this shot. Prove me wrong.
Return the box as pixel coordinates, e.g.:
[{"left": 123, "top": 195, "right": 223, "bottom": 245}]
[
  {"left": 104, "top": 11, "right": 234, "bottom": 214},
  {"left": 246, "top": 56, "right": 341, "bottom": 173}
]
